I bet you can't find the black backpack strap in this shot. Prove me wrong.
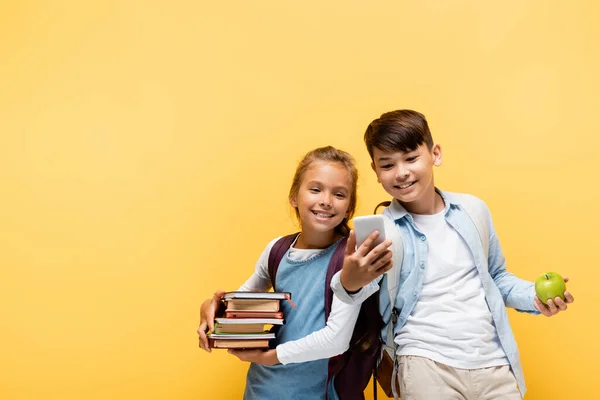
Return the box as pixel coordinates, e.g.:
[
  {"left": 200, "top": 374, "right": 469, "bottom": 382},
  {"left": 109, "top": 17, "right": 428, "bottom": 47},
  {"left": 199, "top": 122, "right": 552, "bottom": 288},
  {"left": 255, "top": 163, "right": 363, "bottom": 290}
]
[
  {"left": 371, "top": 200, "right": 391, "bottom": 400},
  {"left": 267, "top": 233, "right": 299, "bottom": 291},
  {"left": 324, "top": 237, "right": 349, "bottom": 400},
  {"left": 324, "top": 236, "right": 380, "bottom": 400},
  {"left": 324, "top": 236, "right": 348, "bottom": 319},
  {"left": 373, "top": 201, "right": 391, "bottom": 214}
]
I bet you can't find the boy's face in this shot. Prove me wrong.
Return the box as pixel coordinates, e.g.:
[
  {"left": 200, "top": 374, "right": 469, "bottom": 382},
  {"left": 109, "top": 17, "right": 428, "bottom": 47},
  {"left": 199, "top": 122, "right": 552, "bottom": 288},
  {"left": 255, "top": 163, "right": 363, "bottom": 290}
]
[{"left": 371, "top": 144, "right": 442, "bottom": 206}]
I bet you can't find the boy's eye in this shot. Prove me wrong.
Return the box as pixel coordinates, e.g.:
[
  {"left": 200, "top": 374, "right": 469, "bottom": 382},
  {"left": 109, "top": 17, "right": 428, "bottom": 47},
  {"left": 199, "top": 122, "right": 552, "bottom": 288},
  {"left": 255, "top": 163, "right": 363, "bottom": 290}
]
[
  {"left": 379, "top": 164, "right": 393, "bottom": 169},
  {"left": 406, "top": 156, "right": 418, "bottom": 162}
]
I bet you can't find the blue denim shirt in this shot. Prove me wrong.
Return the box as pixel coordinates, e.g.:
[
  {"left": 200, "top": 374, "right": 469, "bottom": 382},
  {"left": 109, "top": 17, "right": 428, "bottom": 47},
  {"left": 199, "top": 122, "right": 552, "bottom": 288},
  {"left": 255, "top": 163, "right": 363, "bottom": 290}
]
[{"left": 332, "top": 190, "right": 539, "bottom": 398}]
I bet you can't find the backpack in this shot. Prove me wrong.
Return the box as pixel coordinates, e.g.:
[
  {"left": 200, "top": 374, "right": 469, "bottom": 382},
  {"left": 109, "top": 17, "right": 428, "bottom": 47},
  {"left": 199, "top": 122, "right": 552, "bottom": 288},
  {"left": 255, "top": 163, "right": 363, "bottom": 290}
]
[
  {"left": 373, "top": 193, "right": 491, "bottom": 399},
  {"left": 268, "top": 234, "right": 381, "bottom": 400}
]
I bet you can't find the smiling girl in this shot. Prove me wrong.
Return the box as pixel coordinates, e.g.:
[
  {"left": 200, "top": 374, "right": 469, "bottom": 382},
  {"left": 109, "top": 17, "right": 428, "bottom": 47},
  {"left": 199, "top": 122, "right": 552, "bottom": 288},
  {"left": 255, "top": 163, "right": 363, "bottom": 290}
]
[{"left": 198, "top": 146, "right": 392, "bottom": 399}]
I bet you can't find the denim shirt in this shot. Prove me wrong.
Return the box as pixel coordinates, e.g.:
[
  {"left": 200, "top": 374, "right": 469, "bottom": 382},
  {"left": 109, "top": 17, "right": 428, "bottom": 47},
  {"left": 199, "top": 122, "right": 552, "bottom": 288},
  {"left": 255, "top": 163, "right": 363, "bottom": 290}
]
[{"left": 331, "top": 189, "right": 539, "bottom": 398}]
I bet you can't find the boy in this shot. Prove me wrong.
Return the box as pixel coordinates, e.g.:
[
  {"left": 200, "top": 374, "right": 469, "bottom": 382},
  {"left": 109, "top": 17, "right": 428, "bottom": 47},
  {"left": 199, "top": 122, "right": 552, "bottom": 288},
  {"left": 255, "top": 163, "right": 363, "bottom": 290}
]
[{"left": 333, "top": 110, "right": 574, "bottom": 399}]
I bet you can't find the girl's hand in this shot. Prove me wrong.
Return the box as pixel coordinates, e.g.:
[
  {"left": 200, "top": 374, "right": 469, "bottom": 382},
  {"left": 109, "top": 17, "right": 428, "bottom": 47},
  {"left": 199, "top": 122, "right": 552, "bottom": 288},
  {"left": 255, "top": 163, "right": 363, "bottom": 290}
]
[
  {"left": 197, "top": 290, "right": 225, "bottom": 352},
  {"left": 533, "top": 276, "right": 575, "bottom": 317},
  {"left": 228, "top": 348, "right": 280, "bottom": 366},
  {"left": 340, "top": 230, "right": 393, "bottom": 292}
]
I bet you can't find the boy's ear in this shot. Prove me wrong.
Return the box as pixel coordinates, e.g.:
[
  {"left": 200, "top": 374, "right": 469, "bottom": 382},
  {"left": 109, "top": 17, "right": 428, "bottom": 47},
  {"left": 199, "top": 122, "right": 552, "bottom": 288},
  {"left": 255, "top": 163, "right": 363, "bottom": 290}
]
[
  {"left": 370, "top": 162, "right": 381, "bottom": 183},
  {"left": 432, "top": 144, "right": 442, "bottom": 166}
]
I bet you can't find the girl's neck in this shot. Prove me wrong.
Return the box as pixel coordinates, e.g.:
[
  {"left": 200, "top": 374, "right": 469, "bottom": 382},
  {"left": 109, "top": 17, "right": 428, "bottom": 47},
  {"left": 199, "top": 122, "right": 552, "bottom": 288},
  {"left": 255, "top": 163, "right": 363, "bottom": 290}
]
[{"left": 295, "top": 229, "right": 342, "bottom": 250}]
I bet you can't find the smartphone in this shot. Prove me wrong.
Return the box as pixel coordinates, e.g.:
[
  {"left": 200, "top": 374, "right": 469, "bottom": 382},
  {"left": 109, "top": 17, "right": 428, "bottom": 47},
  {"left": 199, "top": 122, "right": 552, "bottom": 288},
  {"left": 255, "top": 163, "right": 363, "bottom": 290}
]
[{"left": 353, "top": 215, "right": 387, "bottom": 248}]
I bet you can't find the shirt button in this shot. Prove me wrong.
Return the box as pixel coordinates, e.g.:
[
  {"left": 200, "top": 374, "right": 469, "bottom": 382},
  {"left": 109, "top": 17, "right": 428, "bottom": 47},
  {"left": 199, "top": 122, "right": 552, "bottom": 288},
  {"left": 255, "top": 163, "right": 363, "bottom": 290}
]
[
  {"left": 420, "top": 262, "right": 425, "bottom": 269},
  {"left": 420, "top": 235, "right": 426, "bottom": 241},
  {"left": 413, "top": 292, "right": 418, "bottom": 298}
]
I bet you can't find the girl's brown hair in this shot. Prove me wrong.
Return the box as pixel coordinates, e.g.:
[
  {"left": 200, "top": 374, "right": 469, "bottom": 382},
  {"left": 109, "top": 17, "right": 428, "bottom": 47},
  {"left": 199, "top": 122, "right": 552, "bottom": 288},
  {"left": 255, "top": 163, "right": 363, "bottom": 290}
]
[{"left": 288, "top": 146, "right": 358, "bottom": 236}]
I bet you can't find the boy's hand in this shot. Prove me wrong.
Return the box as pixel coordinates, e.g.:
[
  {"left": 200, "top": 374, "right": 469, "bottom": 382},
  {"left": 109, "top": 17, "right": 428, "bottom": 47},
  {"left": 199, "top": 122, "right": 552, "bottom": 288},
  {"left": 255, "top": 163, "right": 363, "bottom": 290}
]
[
  {"left": 228, "top": 348, "right": 280, "bottom": 366},
  {"left": 533, "top": 276, "right": 574, "bottom": 317},
  {"left": 340, "top": 230, "right": 393, "bottom": 292},
  {"left": 197, "top": 290, "right": 225, "bottom": 352}
]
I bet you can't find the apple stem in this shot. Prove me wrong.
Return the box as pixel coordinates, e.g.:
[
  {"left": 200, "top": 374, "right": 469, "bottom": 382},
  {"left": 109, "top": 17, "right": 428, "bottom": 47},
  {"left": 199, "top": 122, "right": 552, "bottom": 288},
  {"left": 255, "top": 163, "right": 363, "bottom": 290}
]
[{"left": 545, "top": 274, "right": 549, "bottom": 280}]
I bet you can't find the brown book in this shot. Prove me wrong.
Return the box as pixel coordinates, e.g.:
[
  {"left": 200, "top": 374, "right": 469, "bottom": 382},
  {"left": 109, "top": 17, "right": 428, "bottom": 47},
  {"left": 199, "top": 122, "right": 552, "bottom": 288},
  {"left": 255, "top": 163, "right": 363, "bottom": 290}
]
[
  {"left": 224, "top": 311, "right": 284, "bottom": 319},
  {"left": 208, "top": 338, "right": 270, "bottom": 349},
  {"left": 214, "top": 323, "right": 267, "bottom": 334},
  {"left": 225, "top": 299, "right": 280, "bottom": 312}
]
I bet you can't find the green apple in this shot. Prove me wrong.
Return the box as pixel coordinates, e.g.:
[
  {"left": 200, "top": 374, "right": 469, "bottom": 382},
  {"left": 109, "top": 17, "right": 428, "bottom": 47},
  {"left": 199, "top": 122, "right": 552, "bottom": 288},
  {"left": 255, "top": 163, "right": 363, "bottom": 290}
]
[{"left": 535, "top": 272, "right": 566, "bottom": 303}]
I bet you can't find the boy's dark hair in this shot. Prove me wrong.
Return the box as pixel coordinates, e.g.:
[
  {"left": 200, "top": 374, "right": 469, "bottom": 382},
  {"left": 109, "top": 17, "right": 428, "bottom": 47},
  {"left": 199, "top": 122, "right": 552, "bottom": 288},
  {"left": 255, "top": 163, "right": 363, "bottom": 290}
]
[{"left": 364, "top": 109, "right": 434, "bottom": 159}]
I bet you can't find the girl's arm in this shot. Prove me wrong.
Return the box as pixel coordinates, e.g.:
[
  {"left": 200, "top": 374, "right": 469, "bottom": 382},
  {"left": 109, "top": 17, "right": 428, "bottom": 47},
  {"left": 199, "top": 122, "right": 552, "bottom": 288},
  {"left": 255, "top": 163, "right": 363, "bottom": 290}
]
[
  {"left": 198, "top": 238, "right": 280, "bottom": 351},
  {"left": 230, "top": 293, "right": 362, "bottom": 365},
  {"left": 275, "top": 295, "right": 361, "bottom": 364}
]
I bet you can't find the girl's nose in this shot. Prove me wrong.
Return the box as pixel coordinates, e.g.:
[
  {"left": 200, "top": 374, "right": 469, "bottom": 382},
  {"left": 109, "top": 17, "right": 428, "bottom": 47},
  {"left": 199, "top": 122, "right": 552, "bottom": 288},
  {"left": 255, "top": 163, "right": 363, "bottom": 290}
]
[{"left": 319, "top": 194, "right": 332, "bottom": 208}]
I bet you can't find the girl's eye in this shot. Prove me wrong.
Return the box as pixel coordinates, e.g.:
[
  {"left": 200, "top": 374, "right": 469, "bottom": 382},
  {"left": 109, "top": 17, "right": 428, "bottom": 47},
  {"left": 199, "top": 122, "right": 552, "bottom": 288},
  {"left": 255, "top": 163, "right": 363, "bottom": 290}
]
[
  {"left": 309, "top": 188, "right": 320, "bottom": 193},
  {"left": 335, "top": 193, "right": 346, "bottom": 199}
]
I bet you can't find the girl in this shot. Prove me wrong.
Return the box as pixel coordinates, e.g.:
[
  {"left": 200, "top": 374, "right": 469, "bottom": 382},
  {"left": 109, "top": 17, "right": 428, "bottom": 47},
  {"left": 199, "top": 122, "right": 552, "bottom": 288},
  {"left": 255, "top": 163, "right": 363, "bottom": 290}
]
[{"left": 198, "top": 146, "right": 393, "bottom": 399}]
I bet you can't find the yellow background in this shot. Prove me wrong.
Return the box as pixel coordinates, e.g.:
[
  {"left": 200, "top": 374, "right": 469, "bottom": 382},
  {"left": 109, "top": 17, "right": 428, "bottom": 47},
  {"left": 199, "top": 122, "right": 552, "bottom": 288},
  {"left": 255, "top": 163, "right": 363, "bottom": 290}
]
[{"left": 1, "top": 1, "right": 597, "bottom": 399}]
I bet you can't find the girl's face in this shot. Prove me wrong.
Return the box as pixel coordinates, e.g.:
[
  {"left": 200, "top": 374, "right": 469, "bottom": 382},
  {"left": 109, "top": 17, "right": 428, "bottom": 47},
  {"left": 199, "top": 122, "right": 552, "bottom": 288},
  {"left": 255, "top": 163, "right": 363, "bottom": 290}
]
[{"left": 290, "top": 161, "right": 353, "bottom": 236}]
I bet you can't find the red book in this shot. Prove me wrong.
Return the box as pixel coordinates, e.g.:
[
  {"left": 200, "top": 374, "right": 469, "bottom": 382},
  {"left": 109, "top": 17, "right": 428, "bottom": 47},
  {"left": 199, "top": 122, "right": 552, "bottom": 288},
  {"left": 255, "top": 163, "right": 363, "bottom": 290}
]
[{"left": 224, "top": 311, "right": 284, "bottom": 319}]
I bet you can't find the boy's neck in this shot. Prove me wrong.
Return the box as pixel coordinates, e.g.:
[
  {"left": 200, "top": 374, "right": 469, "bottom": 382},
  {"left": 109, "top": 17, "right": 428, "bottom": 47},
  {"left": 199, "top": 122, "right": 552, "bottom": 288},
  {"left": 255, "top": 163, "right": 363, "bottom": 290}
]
[
  {"left": 295, "top": 230, "right": 341, "bottom": 250},
  {"left": 398, "top": 187, "right": 445, "bottom": 215}
]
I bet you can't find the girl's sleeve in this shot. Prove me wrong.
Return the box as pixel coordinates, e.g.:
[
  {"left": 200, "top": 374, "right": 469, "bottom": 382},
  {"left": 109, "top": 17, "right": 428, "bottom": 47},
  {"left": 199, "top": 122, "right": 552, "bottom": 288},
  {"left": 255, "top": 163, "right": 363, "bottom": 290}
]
[
  {"left": 237, "top": 237, "right": 281, "bottom": 292},
  {"left": 275, "top": 295, "right": 361, "bottom": 364}
]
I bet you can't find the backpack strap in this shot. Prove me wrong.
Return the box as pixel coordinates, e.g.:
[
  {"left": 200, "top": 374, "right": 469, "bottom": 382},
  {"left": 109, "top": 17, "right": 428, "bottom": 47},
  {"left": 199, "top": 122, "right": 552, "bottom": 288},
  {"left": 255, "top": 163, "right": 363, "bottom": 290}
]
[
  {"left": 452, "top": 193, "right": 490, "bottom": 259},
  {"left": 379, "top": 208, "right": 404, "bottom": 400},
  {"left": 324, "top": 237, "right": 349, "bottom": 400},
  {"left": 373, "top": 201, "right": 391, "bottom": 214},
  {"left": 267, "top": 233, "right": 300, "bottom": 291},
  {"left": 324, "top": 236, "right": 348, "bottom": 318}
]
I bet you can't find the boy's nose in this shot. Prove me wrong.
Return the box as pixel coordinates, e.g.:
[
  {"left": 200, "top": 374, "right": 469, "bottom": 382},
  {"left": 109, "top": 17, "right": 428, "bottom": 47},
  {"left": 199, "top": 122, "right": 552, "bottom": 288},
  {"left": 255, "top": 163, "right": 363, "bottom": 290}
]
[{"left": 396, "top": 167, "right": 409, "bottom": 179}]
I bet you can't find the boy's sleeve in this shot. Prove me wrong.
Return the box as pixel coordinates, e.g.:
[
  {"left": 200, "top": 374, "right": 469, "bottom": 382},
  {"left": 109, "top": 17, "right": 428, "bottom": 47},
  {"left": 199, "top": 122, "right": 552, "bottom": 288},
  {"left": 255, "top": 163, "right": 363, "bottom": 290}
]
[
  {"left": 486, "top": 207, "right": 540, "bottom": 314},
  {"left": 330, "top": 270, "right": 380, "bottom": 305}
]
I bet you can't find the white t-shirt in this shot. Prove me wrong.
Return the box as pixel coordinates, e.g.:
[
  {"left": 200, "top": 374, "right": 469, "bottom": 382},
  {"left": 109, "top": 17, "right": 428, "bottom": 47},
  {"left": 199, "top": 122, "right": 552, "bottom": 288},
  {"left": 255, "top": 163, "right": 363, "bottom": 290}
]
[
  {"left": 396, "top": 211, "right": 509, "bottom": 369},
  {"left": 239, "top": 236, "right": 362, "bottom": 365}
]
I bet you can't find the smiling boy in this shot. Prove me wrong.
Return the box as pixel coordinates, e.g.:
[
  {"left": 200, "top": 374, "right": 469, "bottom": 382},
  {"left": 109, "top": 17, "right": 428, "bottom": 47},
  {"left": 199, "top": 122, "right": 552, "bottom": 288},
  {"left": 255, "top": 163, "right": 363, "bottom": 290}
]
[{"left": 333, "top": 110, "right": 574, "bottom": 399}]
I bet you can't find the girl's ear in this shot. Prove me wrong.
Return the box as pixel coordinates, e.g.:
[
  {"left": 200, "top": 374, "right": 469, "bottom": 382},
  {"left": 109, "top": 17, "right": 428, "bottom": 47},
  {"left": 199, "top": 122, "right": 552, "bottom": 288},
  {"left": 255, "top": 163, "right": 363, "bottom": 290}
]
[
  {"left": 289, "top": 196, "right": 297, "bottom": 208},
  {"left": 432, "top": 144, "right": 442, "bottom": 167}
]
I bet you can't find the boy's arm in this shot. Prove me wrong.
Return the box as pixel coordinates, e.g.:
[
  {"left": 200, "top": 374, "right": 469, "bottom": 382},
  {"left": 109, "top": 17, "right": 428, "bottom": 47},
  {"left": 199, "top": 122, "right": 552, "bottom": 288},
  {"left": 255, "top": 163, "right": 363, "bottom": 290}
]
[{"left": 486, "top": 208, "right": 540, "bottom": 314}]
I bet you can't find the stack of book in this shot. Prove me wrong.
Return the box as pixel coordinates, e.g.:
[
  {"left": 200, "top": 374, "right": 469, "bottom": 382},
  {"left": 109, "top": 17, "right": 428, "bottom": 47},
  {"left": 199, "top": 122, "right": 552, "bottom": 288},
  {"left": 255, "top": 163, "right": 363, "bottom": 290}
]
[{"left": 208, "top": 291, "right": 291, "bottom": 349}]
